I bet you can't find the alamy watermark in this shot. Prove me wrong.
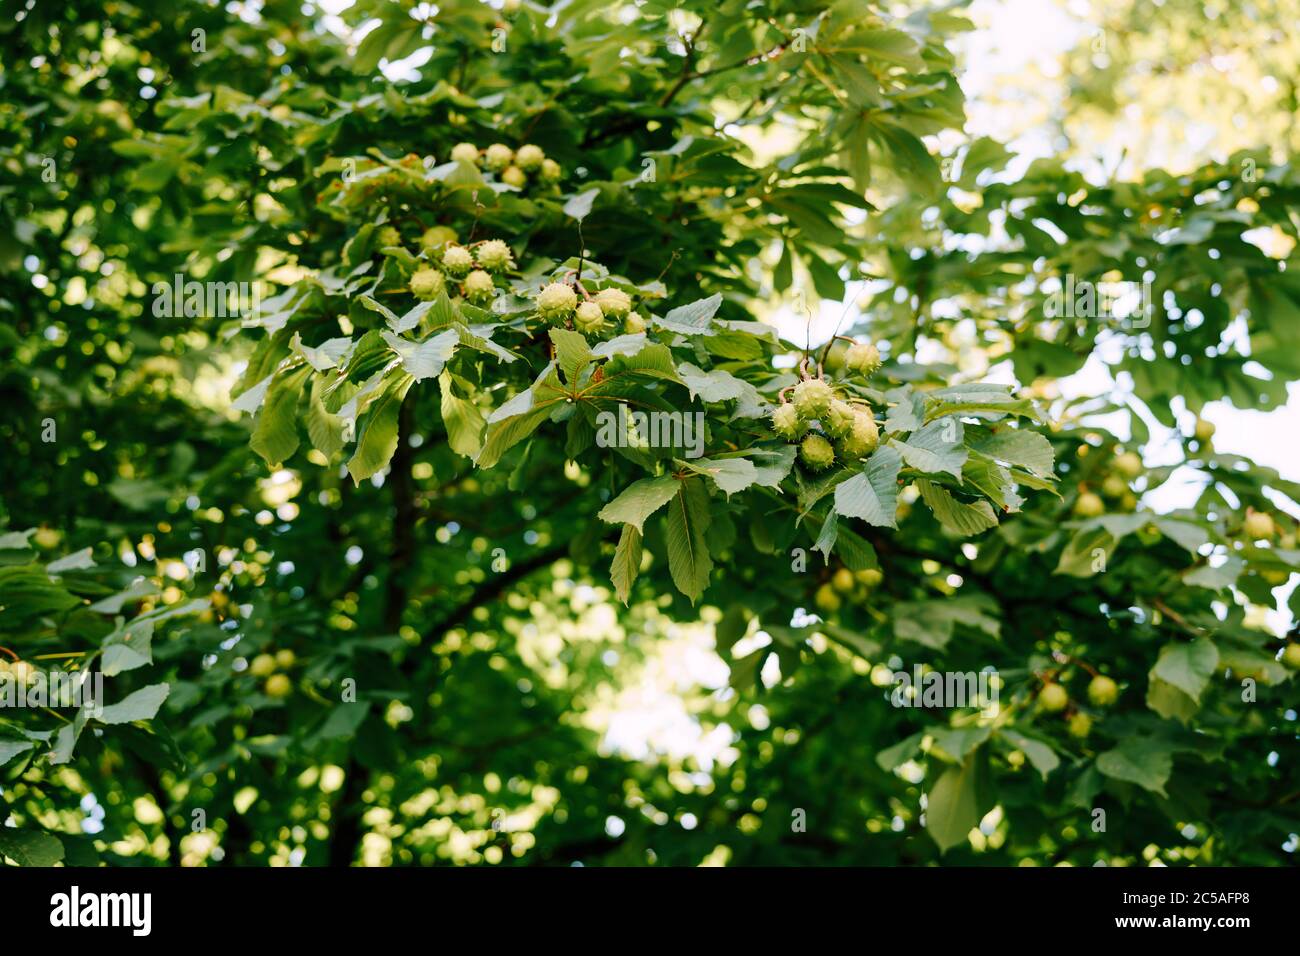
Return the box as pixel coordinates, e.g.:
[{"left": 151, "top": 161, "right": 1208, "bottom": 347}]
[
  {"left": 50, "top": 886, "right": 151, "bottom": 936},
  {"left": 1, "top": 670, "right": 104, "bottom": 715},
  {"left": 1044, "top": 274, "right": 1152, "bottom": 328},
  {"left": 595, "top": 403, "right": 705, "bottom": 459},
  {"left": 890, "top": 666, "right": 999, "bottom": 717},
  {"left": 151, "top": 273, "right": 261, "bottom": 321}
]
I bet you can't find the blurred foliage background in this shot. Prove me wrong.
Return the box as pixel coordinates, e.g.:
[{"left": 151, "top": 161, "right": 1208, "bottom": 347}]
[{"left": 0, "top": 0, "right": 1297, "bottom": 867}]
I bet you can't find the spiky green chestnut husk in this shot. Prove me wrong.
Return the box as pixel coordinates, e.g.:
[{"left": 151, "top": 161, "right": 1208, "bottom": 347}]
[
  {"left": 539, "top": 158, "right": 562, "bottom": 183},
  {"left": 375, "top": 225, "right": 402, "bottom": 248},
  {"left": 575, "top": 301, "right": 607, "bottom": 333},
  {"left": 410, "top": 268, "right": 446, "bottom": 301},
  {"left": 837, "top": 410, "right": 879, "bottom": 460},
  {"left": 771, "top": 403, "right": 801, "bottom": 439},
  {"left": 800, "top": 433, "right": 836, "bottom": 471},
  {"left": 450, "top": 142, "right": 480, "bottom": 165},
  {"left": 537, "top": 282, "right": 577, "bottom": 319},
  {"left": 475, "top": 239, "right": 515, "bottom": 273},
  {"left": 844, "top": 342, "right": 881, "bottom": 375},
  {"left": 484, "top": 143, "right": 514, "bottom": 171},
  {"left": 420, "top": 226, "right": 457, "bottom": 255},
  {"left": 594, "top": 288, "right": 632, "bottom": 318},
  {"left": 442, "top": 245, "right": 474, "bottom": 276},
  {"left": 501, "top": 165, "right": 527, "bottom": 189},
  {"left": 792, "top": 378, "right": 834, "bottom": 419},
  {"left": 624, "top": 312, "right": 647, "bottom": 334},
  {"left": 825, "top": 399, "right": 856, "bottom": 437},
  {"left": 462, "top": 269, "right": 496, "bottom": 303},
  {"left": 514, "top": 144, "right": 545, "bottom": 171}
]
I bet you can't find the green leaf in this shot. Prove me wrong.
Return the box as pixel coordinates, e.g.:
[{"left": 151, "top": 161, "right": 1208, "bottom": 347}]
[
  {"left": 896, "top": 418, "right": 967, "bottom": 478},
  {"left": 676, "top": 363, "right": 747, "bottom": 402},
  {"left": 1153, "top": 517, "right": 1211, "bottom": 553},
  {"left": 383, "top": 328, "right": 459, "bottom": 382},
  {"left": 477, "top": 404, "right": 554, "bottom": 469},
  {"left": 811, "top": 509, "right": 838, "bottom": 563},
  {"left": 968, "top": 427, "right": 1055, "bottom": 478},
  {"left": 477, "top": 366, "right": 566, "bottom": 469},
  {"left": 925, "top": 384, "right": 1037, "bottom": 422},
  {"left": 46, "top": 548, "right": 96, "bottom": 572},
  {"left": 838, "top": 27, "right": 926, "bottom": 71},
  {"left": 885, "top": 387, "right": 925, "bottom": 434},
  {"left": 0, "top": 529, "right": 35, "bottom": 550},
  {"left": 597, "top": 476, "right": 680, "bottom": 533},
  {"left": 98, "top": 683, "right": 171, "bottom": 724},
  {"left": 1150, "top": 638, "right": 1218, "bottom": 704},
  {"left": 844, "top": 116, "right": 873, "bottom": 192},
  {"left": 48, "top": 710, "right": 88, "bottom": 764},
  {"left": 106, "top": 477, "right": 171, "bottom": 511},
  {"left": 728, "top": 647, "right": 767, "bottom": 693},
  {"left": 926, "top": 756, "right": 988, "bottom": 852},
  {"left": 305, "top": 376, "right": 345, "bottom": 458},
  {"left": 877, "top": 732, "right": 924, "bottom": 771},
  {"left": 750, "top": 446, "right": 797, "bottom": 487},
  {"left": 317, "top": 702, "right": 370, "bottom": 740},
  {"left": 655, "top": 294, "right": 722, "bottom": 335},
  {"left": 352, "top": 14, "right": 423, "bottom": 72},
  {"left": 834, "top": 445, "right": 902, "bottom": 527},
  {"left": 1096, "top": 739, "right": 1173, "bottom": 796},
  {"left": 835, "top": 525, "right": 880, "bottom": 571},
  {"left": 821, "top": 621, "right": 880, "bottom": 659},
  {"left": 869, "top": 121, "right": 941, "bottom": 198},
  {"left": 1184, "top": 555, "right": 1244, "bottom": 590},
  {"left": 101, "top": 619, "right": 155, "bottom": 675},
  {"left": 916, "top": 480, "right": 998, "bottom": 536},
  {"left": 0, "top": 739, "right": 35, "bottom": 767},
  {"left": 680, "top": 457, "right": 758, "bottom": 495},
  {"left": 1000, "top": 730, "right": 1060, "bottom": 780},
  {"left": 929, "top": 726, "right": 993, "bottom": 763},
  {"left": 438, "top": 372, "right": 485, "bottom": 459},
  {"left": 0, "top": 828, "right": 64, "bottom": 867},
  {"left": 1145, "top": 677, "right": 1199, "bottom": 724},
  {"left": 603, "top": 341, "right": 683, "bottom": 384},
  {"left": 347, "top": 377, "right": 413, "bottom": 484},
  {"left": 563, "top": 188, "right": 599, "bottom": 221},
  {"left": 893, "top": 595, "right": 1000, "bottom": 649},
  {"left": 962, "top": 454, "right": 1024, "bottom": 512},
  {"left": 87, "top": 580, "right": 157, "bottom": 616},
  {"left": 357, "top": 294, "right": 400, "bottom": 327},
  {"left": 591, "top": 333, "right": 649, "bottom": 359},
  {"left": 251, "top": 366, "right": 310, "bottom": 467},
  {"left": 549, "top": 328, "right": 595, "bottom": 383},
  {"left": 610, "top": 524, "right": 643, "bottom": 605},
  {"left": 664, "top": 476, "right": 713, "bottom": 603},
  {"left": 1069, "top": 765, "right": 1105, "bottom": 809},
  {"left": 1054, "top": 527, "right": 1114, "bottom": 578}
]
